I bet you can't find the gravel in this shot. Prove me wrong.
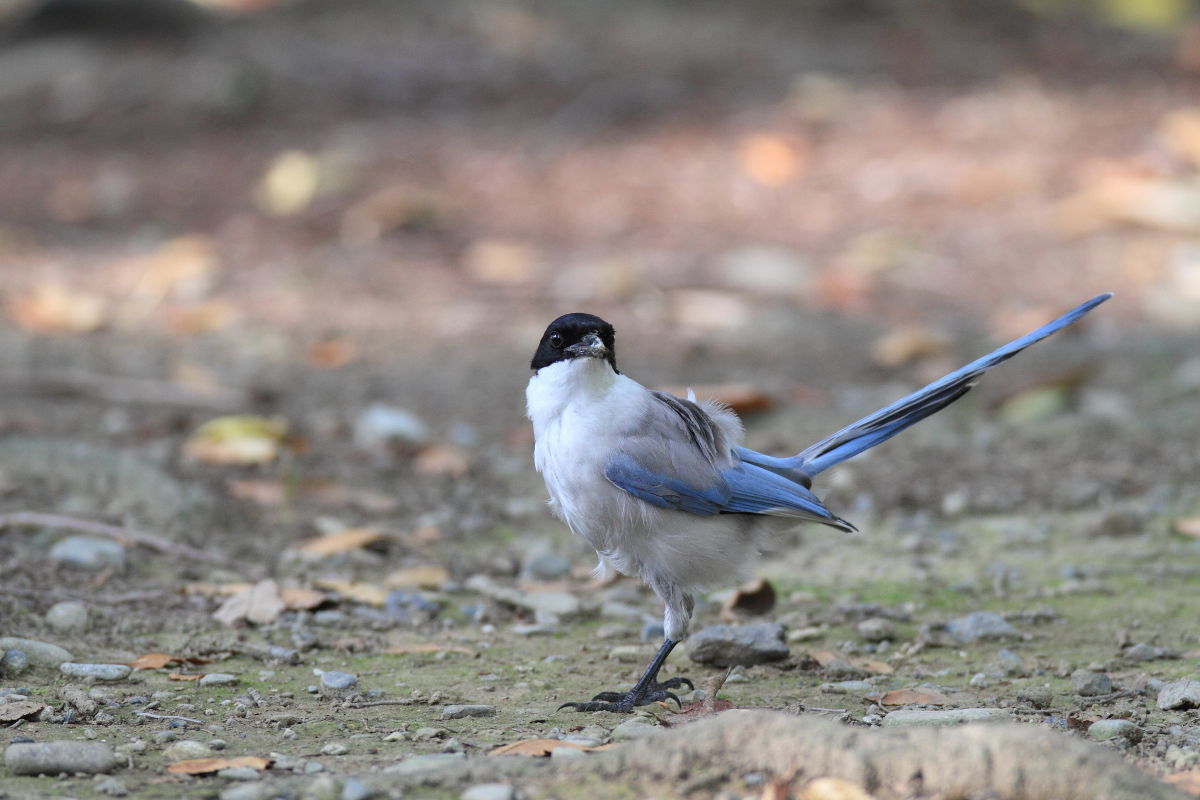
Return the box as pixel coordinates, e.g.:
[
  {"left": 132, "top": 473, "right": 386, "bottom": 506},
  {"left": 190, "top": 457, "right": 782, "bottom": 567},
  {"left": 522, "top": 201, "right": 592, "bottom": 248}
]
[
  {"left": 882, "top": 708, "right": 1012, "bottom": 728},
  {"left": 686, "top": 623, "right": 789, "bottom": 667},
  {"left": 48, "top": 536, "right": 127, "bottom": 570},
  {"left": 943, "top": 612, "right": 1020, "bottom": 644},
  {"left": 1157, "top": 678, "right": 1200, "bottom": 710},
  {"left": 5, "top": 740, "right": 120, "bottom": 775},
  {"left": 0, "top": 637, "right": 73, "bottom": 667},
  {"left": 60, "top": 663, "right": 132, "bottom": 682}
]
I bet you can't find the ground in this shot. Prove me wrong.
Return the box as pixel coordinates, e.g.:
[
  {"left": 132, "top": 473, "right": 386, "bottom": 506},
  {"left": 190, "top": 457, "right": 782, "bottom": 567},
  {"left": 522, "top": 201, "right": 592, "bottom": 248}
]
[{"left": 1, "top": 1, "right": 1200, "bottom": 799}]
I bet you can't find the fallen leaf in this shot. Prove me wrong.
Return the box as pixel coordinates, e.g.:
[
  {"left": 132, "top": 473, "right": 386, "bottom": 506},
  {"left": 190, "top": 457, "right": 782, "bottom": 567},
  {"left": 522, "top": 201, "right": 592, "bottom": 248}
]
[
  {"left": 659, "top": 384, "right": 773, "bottom": 415},
  {"left": 184, "top": 415, "right": 289, "bottom": 465},
  {"left": 168, "top": 673, "right": 204, "bottom": 681},
  {"left": 166, "top": 756, "right": 271, "bottom": 775},
  {"left": 7, "top": 284, "right": 107, "bottom": 334},
  {"left": 738, "top": 133, "right": 807, "bottom": 187},
  {"left": 488, "top": 738, "right": 596, "bottom": 756},
  {"left": 0, "top": 701, "right": 46, "bottom": 722},
  {"left": 1066, "top": 713, "right": 1101, "bottom": 734},
  {"left": 871, "top": 687, "right": 950, "bottom": 707},
  {"left": 725, "top": 579, "right": 777, "bottom": 615},
  {"left": 1173, "top": 517, "right": 1200, "bottom": 538},
  {"left": 130, "top": 653, "right": 180, "bottom": 670},
  {"left": 384, "top": 643, "right": 477, "bottom": 657},
  {"left": 810, "top": 650, "right": 845, "bottom": 667},
  {"left": 314, "top": 578, "right": 388, "bottom": 606},
  {"left": 213, "top": 579, "right": 286, "bottom": 626},
  {"left": 280, "top": 588, "right": 329, "bottom": 610},
  {"left": 384, "top": 565, "right": 450, "bottom": 589},
  {"left": 870, "top": 324, "right": 952, "bottom": 368},
  {"left": 307, "top": 338, "right": 357, "bottom": 369},
  {"left": 800, "top": 776, "right": 878, "bottom": 800},
  {"left": 414, "top": 443, "right": 471, "bottom": 477},
  {"left": 853, "top": 658, "right": 895, "bottom": 676},
  {"left": 1165, "top": 770, "right": 1200, "bottom": 796},
  {"left": 297, "top": 528, "right": 384, "bottom": 557}
]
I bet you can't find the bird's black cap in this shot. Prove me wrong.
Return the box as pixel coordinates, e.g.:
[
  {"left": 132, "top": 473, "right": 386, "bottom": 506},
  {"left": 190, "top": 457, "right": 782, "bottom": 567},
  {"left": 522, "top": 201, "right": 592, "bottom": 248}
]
[{"left": 531, "top": 313, "right": 618, "bottom": 373}]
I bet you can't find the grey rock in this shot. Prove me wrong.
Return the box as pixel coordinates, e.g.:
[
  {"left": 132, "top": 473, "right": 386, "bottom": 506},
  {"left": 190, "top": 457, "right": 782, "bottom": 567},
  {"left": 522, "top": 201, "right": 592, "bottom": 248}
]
[
  {"left": 985, "top": 649, "right": 1027, "bottom": 678},
  {"left": 5, "top": 740, "right": 119, "bottom": 775},
  {"left": 523, "top": 552, "right": 572, "bottom": 581},
  {"left": 1071, "top": 670, "right": 1113, "bottom": 697},
  {"left": 610, "top": 716, "right": 662, "bottom": 741},
  {"left": 461, "top": 784, "right": 515, "bottom": 800},
  {"left": 386, "top": 753, "right": 466, "bottom": 775},
  {"left": 321, "top": 742, "right": 349, "bottom": 756},
  {"left": 818, "top": 680, "right": 874, "bottom": 694},
  {"left": 199, "top": 672, "right": 238, "bottom": 686},
  {"left": 1, "top": 649, "right": 30, "bottom": 675},
  {"left": 341, "top": 778, "right": 375, "bottom": 800},
  {"left": 856, "top": 618, "right": 895, "bottom": 642},
  {"left": 1157, "top": 678, "right": 1200, "bottom": 710},
  {"left": 220, "top": 766, "right": 265, "bottom": 781},
  {"left": 882, "top": 708, "right": 1011, "bottom": 728},
  {"left": 304, "top": 760, "right": 326, "bottom": 774},
  {"left": 1081, "top": 506, "right": 1147, "bottom": 538},
  {"left": 686, "top": 623, "right": 789, "bottom": 667},
  {"left": 45, "top": 601, "right": 89, "bottom": 634},
  {"left": 94, "top": 776, "right": 128, "bottom": 796},
  {"left": 60, "top": 663, "right": 132, "bottom": 682},
  {"left": 163, "top": 740, "right": 213, "bottom": 760},
  {"left": 1017, "top": 685, "right": 1054, "bottom": 709},
  {"left": 302, "top": 774, "right": 341, "bottom": 800},
  {"left": 413, "top": 727, "right": 447, "bottom": 741},
  {"left": 1088, "top": 719, "right": 1143, "bottom": 743},
  {"left": 0, "top": 636, "right": 73, "bottom": 667},
  {"left": 319, "top": 671, "right": 358, "bottom": 697},
  {"left": 354, "top": 404, "right": 430, "bottom": 449},
  {"left": 220, "top": 782, "right": 276, "bottom": 800},
  {"left": 464, "top": 575, "right": 582, "bottom": 619},
  {"left": 49, "top": 536, "right": 126, "bottom": 570},
  {"left": 1123, "top": 643, "right": 1173, "bottom": 662},
  {"left": 441, "top": 704, "right": 498, "bottom": 719},
  {"left": 944, "top": 612, "right": 1019, "bottom": 644}
]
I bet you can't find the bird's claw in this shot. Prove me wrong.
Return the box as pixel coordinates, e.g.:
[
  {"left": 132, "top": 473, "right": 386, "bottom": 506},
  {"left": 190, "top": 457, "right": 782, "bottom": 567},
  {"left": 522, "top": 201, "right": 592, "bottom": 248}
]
[{"left": 561, "top": 678, "right": 692, "bottom": 713}]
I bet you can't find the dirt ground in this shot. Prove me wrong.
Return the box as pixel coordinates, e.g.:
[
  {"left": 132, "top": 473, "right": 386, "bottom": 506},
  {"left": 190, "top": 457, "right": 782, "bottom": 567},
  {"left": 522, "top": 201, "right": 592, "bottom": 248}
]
[{"left": 1, "top": 2, "right": 1200, "bottom": 799}]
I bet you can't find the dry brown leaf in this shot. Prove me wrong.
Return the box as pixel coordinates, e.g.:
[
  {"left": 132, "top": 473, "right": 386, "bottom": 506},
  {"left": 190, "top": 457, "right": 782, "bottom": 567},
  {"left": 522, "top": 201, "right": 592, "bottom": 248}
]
[
  {"left": 183, "top": 415, "right": 288, "bottom": 465},
  {"left": 1165, "top": 770, "right": 1200, "bottom": 796},
  {"left": 213, "top": 579, "right": 286, "bottom": 626},
  {"left": 853, "top": 658, "right": 895, "bottom": 676},
  {"left": 871, "top": 688, "right": 949, "bottom": 707},
  {"left": 810, "top": 650, "right": 845, "bottom": 667},
  {"left": 658, "top": 384, "right": 773, "bottom": 415},
  {"left": 725, "top": 579, "right": 777, "bottom": 615},
  {"left": 384, "top": 565, "right": 450, "bottom": 589},
  {"left": 0, "top": 701, "right": 46, "bottom": 722},
  {"left": 800, "top": 776, "right": 878, "bottom": 800},
  {"left": 870, "top": 325, "right": 952, "bottom": 368},
  {"left": 384, "top": 643, "right": 476, "bottom": 657},
  {"left": 414, "top": 444, "right": 471, "bottom": 477},
  {"left": 738, "top": 133, "right": 807, "bottom": 187},
  {"left": 168, "top": 673, "right": 204, "bottom": 681},
  {"left": 7, "top": 284, "right": 108, "bottom": 334},
  {"left": 1173, "top": 517, "right": 1200, "bottom": 538},
  {"left": 166, "top": 756, "right": 271, "bottom": 775},
  {"left": 307, "top": 338, "right": 357, "bottom": 369},
  {"left": 314, "top": 578, "right": 388, "bottom": 606},
  {"left": 488, "top": 738, "right": 596, "bottom": 757},
  {"left": 297, "top": 528, "right": 384, "bottom": 557},
  {"left": 130, "top": 653, "right": 180, "bottom": 670},
  {"left": 280, "top": 588, "right": 329, "bottom": 610}
]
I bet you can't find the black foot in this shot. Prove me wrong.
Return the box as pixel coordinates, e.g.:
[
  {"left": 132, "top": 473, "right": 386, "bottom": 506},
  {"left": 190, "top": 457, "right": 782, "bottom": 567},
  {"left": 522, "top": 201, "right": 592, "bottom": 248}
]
[{"left": 559, "top": 676, "right": 694, "bottom": 713}]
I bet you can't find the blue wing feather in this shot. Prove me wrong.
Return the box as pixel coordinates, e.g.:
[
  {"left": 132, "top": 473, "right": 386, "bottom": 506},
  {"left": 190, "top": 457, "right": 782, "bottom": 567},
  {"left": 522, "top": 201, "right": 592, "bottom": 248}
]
[{"left": 604, "top": 453, "right": 729, "bottom": 516}]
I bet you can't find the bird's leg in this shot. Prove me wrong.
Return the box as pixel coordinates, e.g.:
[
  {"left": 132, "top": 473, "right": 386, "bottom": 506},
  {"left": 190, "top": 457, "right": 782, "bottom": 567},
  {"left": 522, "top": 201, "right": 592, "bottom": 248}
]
[{"left": 558, "top": 638, "right": 694, "bottom": 713}]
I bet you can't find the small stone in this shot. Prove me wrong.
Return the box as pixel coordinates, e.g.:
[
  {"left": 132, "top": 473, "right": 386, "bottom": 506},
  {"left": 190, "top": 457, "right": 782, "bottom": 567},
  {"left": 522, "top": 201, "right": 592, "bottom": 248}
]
[
  {"left": 882, "top": 708, "right": 1011, "bottom": 728},
  {"left": 5, "top": 740, "right": 119, "bottom": 774},
  {"left": 1, "top": 649, "right": 30, "bottom": 676},
  {"left": 686, "top": 623, "right": 789, "bottom": 667},
  {"left": 220, "top": 782, "right": 275, "bottom": 800},
  {"left": 461, "top": 783, "right": 515, "bottom": 800},
  {"left": 48, "top": 536, "right": 127, "bottom": 570},
  {"left": 1122, "top": 643, "right": 1172, "bottom": 662},
  {"left": 523, "top": 552, "right": 572, "bottom": 581},
  {"left": 0, "top": 637, "right": 73, "bottom": 667},
  {"left": 354, "top": 404, "right": 430, "bottom": 449},
  {"left": 319, "top": 671, "right": 358, "bottom": 698},
  {"left": 1017, "top": 685, "right": 1054, "bottom": 709},
  {"left": 220, "top": 766, "right": 265, "bottom": 781},
  {"left": 787, "top": 626, "right": 826, "bottom": 643},
  {"left": 1157, "top": 678, "right": 1200, "bottom": 710},
  {"left": 818, "top": 680, "right": 873, "bottom": 694},
  {"left": 164, "top": 740, "right": 214, "bottom": 760},
  {"left": 199, "top": 672, "right": 238, "bottom": 686},
  {"left": 1088, "top": 719, "right": 1142, "bottom": 743},
  {"left": 985, "top": 649, "right": 1027, "bottom": 678},
  {"left": 94, "top": 776, "right": 128, "bottom": 796},
  {"left": 413, "top": 727, "right": 447, "bottom": 741},
  {"left": 382, "top": 730, "right": 406, "bottom": 742},
  {"left": 303, "top": 774, "right": 341, "bottom": 800},
  {"left": 856, "top": 618, "right": 895, "bottom": 642},
  {"left": 943, "top": 612, "right": 1020, "bottom": 644},
  {"left": 208, "top": 738, "right": 227, "bottom": 750},
  {"left": 152, "top": 730, "right": 177, "bottom": 744},
  {"left": 321, "top": 742, "right": 349, "bottom": 756},
  {"left": 441, "top": 704, "right": 497, "bottom": 720},
  {"left": 1071, "top": 670, "right": 1113, "bottom": 697},
  {"left": 341, "top": 778, "right": 375, "bottom": 800},
  {"left": 550, "top": 746, "right": 586, "bottom": 761},
  {"left": 60, "top": 663, "right": 132, "bottom": 682},
  {"left": 304, "top": 761, "right": 326, "bottom": 774},
  {"left": 45, "top": 601, "right": 90, "bottom": 634},
  {"left": 386, "top": 753, "right": 466, "bottom": 775},
  {"left": 610, "top": 716, "right": 662, "bottom": 741}
]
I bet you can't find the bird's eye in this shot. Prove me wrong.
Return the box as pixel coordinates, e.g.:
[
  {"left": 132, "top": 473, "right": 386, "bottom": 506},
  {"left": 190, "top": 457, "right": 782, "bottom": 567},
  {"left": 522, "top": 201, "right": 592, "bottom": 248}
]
[{"left": 549, "top": 332, "right": 564, "bottom": 349}]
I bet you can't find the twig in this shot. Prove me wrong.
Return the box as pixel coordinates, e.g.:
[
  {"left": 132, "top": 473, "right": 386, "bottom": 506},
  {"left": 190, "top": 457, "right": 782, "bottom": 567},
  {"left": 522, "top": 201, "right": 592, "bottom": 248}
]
[
  {"left": 344, "top": 700, "right": 414, "bottom": 708},
  {"left": 0, "top": 511, "right": 229, "bottom": 566},
  {"left": 806, "top": 707, "right": 847, "bottom": 714},
  {"left": 134, "top": 711, "right": 203, "bottom": 725},
  {"left": 3, "top": 370, "right": 246, "bottom": 410}
]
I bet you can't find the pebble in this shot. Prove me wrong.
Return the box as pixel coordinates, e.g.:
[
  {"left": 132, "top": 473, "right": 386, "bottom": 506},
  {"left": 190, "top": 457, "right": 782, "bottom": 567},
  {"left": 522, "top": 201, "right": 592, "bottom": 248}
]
[
  {"left": 1122, "top": 643, "right": 1172, "bottom": 662},
  {"left": 321, "top": 742, "right": 349, "bottom": 756},
  {"left": 0, "top": 637, "right": 73, "bottom": 667},
  {"left": 1071, "top": 670, "right": 1113, "bottom": 697},
  {"left": 819, "top": 680, "right": 874, "bottom": 694},
  {"left": 94, "top": 776, "right": 128, "bottom": 796},
  {"left": 686, "top": 623, "right": 789, "bottom": 667},
  {"left": 413, "top": 727, "right": 447, "bottom": 741},
  {"left": 882, "top": 708, "right": 1011, "bottom": 728},
  {"left": 163, "top": 740, "right": 213, "bottom": 760},
  {"left": 944, "top": 612, "right": 1020, "bottom": 644},
  {"left": 856, "top": 618, "right": 896, "bottom": 642},
  {"left": 220, "top": 766, "right": 262, "bottom": 781},
  {"left": 1017, "top": 685, "right": 1054, "bottom": 709},
  {"left": 984, "top": 649, "right": 1027, "bottom": 678},
  {"left": 441, "top": 704, "right": 498, "bottom": 720},
  {"left": 5, "top": 740, "right": 119, "bottom": 774},
  {"left": 386, "top": 753, "right": 466, "bottom": 775},
  {"left": 1, "top": 649, "right": 30, "bottom": 676},
  {"left": 464, "top": 575, "right": 582, "bottom": 620},
  {"left": 523, "top": 552, "right": 572, "bottom": 581},
  {"left": 60, "top": 663, "right": 132, "bottom": 682},
  {"left": 48, "top": 536, "right": 127, "bottom": 570},
  {"left": 341, "top": 778, "right": 375, "bottom": 800},
  {"left": 319, "top": 671, "right": 358, "bottom": 697},
  {"left": 1157, "top": 678, "right": 1200, "bottom": 710},
  {"left": 462, "top": 784, "right": 515, "bottom": 800},
  {"left": 610, "top": 716, "right": 662, "bottom": 741},
  {"left": 303, "top": 774, "right": 341, "bottom": 800},
  {"left": 199, "top": 672, "right": 238, "bottom": 686},
  {"left": 220, "top": 782, "right": 275, "bottom": 800},
  {"left": 354, "top": 404, "right": 430, "bottom": 449},
  {"left": 45, "top": 601, "right": 90, "bottom": 634},
  {"left": 1088, "top": 719, "right": 1143, "bottom": 743}
]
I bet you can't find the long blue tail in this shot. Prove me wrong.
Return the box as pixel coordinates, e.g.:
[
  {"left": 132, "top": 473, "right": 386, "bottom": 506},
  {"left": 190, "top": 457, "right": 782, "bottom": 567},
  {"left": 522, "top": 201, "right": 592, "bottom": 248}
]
[{"left": 737, "top": 293, "right": 1112, "bottom": 483}]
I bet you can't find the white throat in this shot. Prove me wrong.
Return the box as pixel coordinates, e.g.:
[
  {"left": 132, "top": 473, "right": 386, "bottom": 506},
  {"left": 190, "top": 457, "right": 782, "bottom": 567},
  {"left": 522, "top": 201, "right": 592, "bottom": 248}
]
[{"left": 525, "top": 357, "right": 618, "bottom": 432}]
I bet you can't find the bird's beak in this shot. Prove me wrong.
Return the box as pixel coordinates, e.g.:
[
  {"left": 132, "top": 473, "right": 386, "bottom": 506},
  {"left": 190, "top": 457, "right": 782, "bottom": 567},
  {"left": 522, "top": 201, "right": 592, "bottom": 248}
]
[{"left": 567, "top": 332, "right": 608, "bottom": 359}]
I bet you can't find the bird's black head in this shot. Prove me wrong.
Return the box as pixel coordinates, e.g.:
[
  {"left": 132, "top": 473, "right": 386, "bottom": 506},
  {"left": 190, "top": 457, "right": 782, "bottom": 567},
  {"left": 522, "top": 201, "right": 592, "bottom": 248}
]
[{"left": 530, "top": 312, "right": 618, "bottom": 373}]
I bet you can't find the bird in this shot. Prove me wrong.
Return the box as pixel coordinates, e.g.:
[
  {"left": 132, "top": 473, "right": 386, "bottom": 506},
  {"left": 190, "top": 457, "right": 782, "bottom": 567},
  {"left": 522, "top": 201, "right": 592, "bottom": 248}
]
[{"left": 525, "top": 293, "right": 1111, "bottom": 712}]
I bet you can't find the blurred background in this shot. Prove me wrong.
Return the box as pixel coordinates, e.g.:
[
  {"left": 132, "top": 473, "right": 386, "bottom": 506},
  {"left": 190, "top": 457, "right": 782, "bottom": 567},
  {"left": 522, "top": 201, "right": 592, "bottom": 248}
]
[{"left": 0, "top": 0, "right": 1198, "bottom": 572}]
